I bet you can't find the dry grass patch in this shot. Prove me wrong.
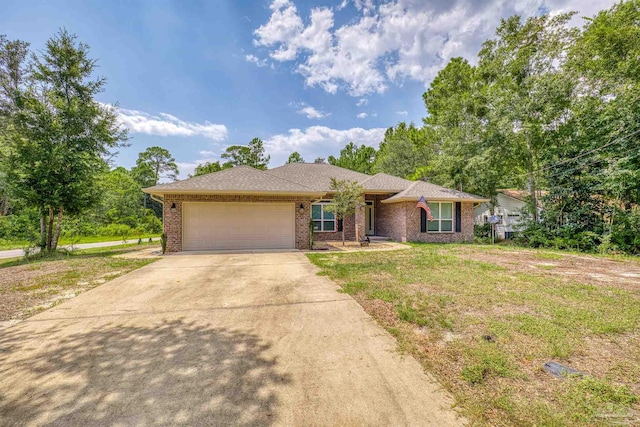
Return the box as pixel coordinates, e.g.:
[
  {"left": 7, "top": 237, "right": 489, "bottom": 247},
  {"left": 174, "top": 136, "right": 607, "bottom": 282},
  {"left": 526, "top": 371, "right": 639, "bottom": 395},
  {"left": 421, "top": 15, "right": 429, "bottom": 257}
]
[
  {"left": 0, "top": 244, "right": 159, "bottom": 327},
  {"left": 307, "top": 244, "right": 640, "bottom": 426}
]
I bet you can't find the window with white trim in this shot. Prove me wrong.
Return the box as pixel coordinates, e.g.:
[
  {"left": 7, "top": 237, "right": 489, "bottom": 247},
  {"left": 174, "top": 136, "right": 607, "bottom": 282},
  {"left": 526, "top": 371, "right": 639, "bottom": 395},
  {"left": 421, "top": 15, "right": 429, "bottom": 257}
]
[
  {"left": 426, "top": 202, "right": 453, "bottom": 232},
  {"left": 312, "top": 201, "right": 335, "bottom": 232}
]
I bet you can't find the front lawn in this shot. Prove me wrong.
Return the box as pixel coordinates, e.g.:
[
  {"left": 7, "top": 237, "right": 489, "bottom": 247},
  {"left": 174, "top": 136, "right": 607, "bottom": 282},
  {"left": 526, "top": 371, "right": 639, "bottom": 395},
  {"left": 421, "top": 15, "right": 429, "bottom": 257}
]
[
  {"left": 308, "top": 244, "right": 640, "bottom": 426},
  {"left": 0, "top": 243, "right": 160, "bottom": 327}
]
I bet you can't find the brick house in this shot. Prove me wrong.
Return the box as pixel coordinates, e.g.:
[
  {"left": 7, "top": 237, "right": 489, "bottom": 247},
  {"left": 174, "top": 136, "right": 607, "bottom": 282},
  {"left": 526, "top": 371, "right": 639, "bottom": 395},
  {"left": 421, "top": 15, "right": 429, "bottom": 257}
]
[{"left": 143, "top": 163, "right": 489, "bottom": 252}]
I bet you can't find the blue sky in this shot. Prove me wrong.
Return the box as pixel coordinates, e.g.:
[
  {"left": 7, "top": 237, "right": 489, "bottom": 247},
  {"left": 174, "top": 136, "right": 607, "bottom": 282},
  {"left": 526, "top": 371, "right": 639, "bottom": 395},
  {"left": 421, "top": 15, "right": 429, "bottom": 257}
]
[{"left": 1, "top": 0, "right": 614, "bottom": 178}]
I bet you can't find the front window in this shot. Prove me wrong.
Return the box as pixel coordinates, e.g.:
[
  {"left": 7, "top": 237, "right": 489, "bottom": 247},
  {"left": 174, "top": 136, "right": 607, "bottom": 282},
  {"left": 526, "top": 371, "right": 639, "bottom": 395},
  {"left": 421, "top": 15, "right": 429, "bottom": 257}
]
[
  {"left": 427, "top": 202, "right": 453, "bottom": 232},
  {"left": 312, "top": 201, "right": 335, "bottom": 232}
]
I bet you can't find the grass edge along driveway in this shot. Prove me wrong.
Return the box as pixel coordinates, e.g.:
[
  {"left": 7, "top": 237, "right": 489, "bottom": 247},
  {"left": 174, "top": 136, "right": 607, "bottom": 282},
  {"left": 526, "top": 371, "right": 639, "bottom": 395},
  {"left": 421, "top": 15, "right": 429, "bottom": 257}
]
[
  {"left": 307, "top": 244, "right": 640, "bottom": 427},
  {"left": 0, "top": 243, "right": 159, "bottom": 326}
]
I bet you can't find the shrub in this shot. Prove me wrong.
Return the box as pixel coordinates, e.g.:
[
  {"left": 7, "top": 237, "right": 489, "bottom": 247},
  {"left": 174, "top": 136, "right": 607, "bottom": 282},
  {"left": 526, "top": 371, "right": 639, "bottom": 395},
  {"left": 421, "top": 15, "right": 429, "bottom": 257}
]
[
  {"left": 160, "top": 232, "right": 167, "bottom": 254},
  {"left": 0, "top": 212, "right": 39, "bottom": 241}
]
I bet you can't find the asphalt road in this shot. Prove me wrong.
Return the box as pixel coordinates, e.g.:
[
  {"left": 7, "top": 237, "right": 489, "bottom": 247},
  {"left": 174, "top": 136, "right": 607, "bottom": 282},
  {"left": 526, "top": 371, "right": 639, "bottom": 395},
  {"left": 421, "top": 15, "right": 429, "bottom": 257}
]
[{"left": 0, "top": 250, "right": 465, "bottom": 426}]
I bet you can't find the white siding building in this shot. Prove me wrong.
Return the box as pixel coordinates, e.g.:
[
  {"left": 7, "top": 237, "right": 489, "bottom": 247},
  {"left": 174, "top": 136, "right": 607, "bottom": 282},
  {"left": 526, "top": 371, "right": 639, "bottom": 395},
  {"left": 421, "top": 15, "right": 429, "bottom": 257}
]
[{"left": 474, "top": 190, "right": 544, "bottom": 239}]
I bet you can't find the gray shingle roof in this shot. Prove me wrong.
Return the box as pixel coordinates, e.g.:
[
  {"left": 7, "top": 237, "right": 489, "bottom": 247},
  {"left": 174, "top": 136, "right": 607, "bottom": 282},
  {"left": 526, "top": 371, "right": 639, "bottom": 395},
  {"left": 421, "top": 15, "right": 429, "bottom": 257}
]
[
  {"left": 143, "top": 163, "right": 489, "bottom": 202},
  {"left": 382, "top": 180, "right": 488, "bottom": 203},
  {"left": 143, "top": 165, "right": 322, "bottom": 196},
  {"left": 266, "top": 163, "right": 370, "bottom": 192},
  {"left": 360, "top": 173, "right": 413, "bottom": 192}
]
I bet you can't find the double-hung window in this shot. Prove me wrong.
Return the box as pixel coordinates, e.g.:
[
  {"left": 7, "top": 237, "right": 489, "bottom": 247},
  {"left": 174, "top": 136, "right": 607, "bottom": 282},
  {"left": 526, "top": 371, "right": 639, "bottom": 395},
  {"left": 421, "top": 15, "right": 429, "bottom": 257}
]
[
  {"left": 422, "top": 202, "right": 453, "bottom": 232},
  {"left": 312, "top": 201, "right": 335, "bottom": 232}
]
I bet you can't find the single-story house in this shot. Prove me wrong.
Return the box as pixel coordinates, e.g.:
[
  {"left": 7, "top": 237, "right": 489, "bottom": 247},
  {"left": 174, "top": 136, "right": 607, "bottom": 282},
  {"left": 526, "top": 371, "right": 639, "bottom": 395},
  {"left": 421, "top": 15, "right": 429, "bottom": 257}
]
[
  {"left": 474, "top": 189, "right": 545, "bottom": 239},
  {"left": 143, "top": 163, "right": 489, "bottom": 252}
]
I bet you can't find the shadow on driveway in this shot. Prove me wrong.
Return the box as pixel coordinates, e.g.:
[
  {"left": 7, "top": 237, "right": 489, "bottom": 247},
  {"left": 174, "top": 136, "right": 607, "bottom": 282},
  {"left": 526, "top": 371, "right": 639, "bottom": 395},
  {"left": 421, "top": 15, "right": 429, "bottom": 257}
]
[{"left": 0, "top": 320, "right": 290, "bottom": 426}]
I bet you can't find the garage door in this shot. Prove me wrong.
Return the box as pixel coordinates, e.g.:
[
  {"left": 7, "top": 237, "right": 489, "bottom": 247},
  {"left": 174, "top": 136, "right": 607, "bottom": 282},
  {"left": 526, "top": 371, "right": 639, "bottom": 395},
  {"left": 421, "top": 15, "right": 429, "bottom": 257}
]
[{"left": 182, "top": 202, "right": 295, "bottom": 251}]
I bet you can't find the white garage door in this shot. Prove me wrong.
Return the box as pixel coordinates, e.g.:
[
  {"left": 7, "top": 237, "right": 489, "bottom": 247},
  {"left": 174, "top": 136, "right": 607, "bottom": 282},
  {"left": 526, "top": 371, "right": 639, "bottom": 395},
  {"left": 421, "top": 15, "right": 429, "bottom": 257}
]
[{"left": 182, "top": 202, "right": 295, "bottom": 251}]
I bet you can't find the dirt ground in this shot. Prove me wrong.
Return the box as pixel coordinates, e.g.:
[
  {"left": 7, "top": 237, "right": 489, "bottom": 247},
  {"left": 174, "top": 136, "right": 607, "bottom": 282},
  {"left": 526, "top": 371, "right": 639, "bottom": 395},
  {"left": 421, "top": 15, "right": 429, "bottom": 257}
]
[
  {"left": 0, "top": 247, "right": 159, "bottom": 329},
  {"left": 451, "top": 246, "right": 640, "bottom": 290}
]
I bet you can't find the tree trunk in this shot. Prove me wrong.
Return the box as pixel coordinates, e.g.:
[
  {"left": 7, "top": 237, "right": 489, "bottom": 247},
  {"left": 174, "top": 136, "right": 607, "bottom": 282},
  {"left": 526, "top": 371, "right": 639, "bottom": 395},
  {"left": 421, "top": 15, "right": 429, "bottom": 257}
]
[
  {"left": 51, "top": 207, "right": 64, "bottom": 250},
  {"left": 342, "top": 227, "right": 345, "bottom": 246},
  {"left": 40, "top": 213, "right": 47, "bottom": 249},
  {"left": 47, "top": 207, "right": 54, "bottom": 251},
  {"left": 526, "top": 136, "right": 539, "bottom": 223},
  {"left": 1, "top": 197, "right": 8, "bottom": 216}
]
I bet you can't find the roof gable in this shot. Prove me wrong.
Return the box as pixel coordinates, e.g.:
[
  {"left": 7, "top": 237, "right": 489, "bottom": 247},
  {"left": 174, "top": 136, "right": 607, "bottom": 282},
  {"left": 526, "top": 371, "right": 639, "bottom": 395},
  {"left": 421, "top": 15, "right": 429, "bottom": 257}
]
[
  {"left": 382, "top": 180, "right": 488, "bottom": 203},
  {"left": 266, "top": 163, "right": 370, "bottom": 192}
]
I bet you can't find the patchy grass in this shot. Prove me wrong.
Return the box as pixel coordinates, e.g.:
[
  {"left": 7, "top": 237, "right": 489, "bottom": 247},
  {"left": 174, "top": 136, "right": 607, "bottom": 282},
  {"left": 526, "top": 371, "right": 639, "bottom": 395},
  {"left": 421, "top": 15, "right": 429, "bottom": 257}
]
[
  {"left": 0, "top": 243, "right": 159, "bottom": 325},
  {"left": 0, "top": 234, "right": 160, "bottom": 251},
  {"left": 307, "top": 244, "right": 640, "bottom": 426}
]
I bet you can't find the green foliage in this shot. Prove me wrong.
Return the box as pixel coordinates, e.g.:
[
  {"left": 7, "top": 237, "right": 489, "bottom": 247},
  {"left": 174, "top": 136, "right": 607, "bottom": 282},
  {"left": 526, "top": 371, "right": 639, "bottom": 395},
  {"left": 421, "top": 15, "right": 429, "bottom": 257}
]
[
  {"left": 132, "top": 146, "right": 179, "bottom": 186},
  {"left": 190, "top": 161, "right": 229, "bottom": 177},
  {"left": 0, "top": 209, "right": 38, "bottom": 241},
  {"left": 328, "top": 142, "right": 376, "bottom": 174},
  {"left": 323, "top": 178, "right": 365, "bottom": 245},
  {"left": 160, "top": 232, "right": 167, "bottom": 254},
  {"left": 286, "top": 151, "right": 305, "bottom": 164},
  {"left": 221, "top": 137, "right": 270, "bottom": 169},
  {"left": 8, "top": 29, "right": 127, "bottom": 251},
  {"left": 374, "top": 122, "right": 433, "bottom": 178}
]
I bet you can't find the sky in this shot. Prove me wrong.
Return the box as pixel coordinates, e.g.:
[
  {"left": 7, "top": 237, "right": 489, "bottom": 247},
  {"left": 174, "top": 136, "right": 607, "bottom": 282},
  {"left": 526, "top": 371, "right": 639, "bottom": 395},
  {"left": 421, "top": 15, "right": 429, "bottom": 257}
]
[{"left": 1, "top": 0, "right": 616, "bottom": 178}]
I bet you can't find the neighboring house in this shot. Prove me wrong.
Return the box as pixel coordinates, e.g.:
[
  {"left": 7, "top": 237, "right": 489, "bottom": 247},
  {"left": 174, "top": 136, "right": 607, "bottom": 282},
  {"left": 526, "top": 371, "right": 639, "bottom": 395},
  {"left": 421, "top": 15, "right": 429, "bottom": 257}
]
[
  {"left": 144, "top": 163, "right": 488, "bottom": 252},
  {"left": 474, "top": 189, "right": 545, "bottom": 239}
]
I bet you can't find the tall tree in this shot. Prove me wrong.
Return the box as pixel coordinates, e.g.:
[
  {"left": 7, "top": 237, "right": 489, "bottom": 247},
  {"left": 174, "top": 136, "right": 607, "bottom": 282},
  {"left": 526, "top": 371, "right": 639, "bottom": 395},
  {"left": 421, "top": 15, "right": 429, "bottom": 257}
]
[
  {"left": 190, "top": 161, "right": 229, "bottom": 177},
  {"left": 286, "top": 151, "right": 305, "bottom": 164},
  {"left": 477, "top": 13, "right": 578, "bottom": 220},
  {"left": 423, "top": 57, "right": 516, "bottom": 200},
  {"left": 132, "top": 146, "right": 179, "bottom": 186},
  {"left": 221, "top": 137, "right": 270, "bottom": 169},
  {"left": 0, "top": 35, "right": 30, "bottom": 216},
  {"left": 374, "top": 122, "right": 433, "bottom": 178},
  {"left": 314, "top": 157, "right": 326, "bottom": 164},
  {"left": 328, "top": 142, "right": 376, "bottom": 174},
  {"left": 9, "top": 29, "right": 127, "bottom": 251}
]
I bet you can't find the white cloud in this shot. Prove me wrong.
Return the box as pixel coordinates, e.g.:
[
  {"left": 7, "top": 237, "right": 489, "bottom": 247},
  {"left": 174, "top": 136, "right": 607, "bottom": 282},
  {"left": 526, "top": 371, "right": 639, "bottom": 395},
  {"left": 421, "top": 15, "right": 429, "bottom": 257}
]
[
  {"left": 356, "top": 98, "right": 368, "bottom": 106},
  {"left": 396, "top": 110, "right": 408, "bottom": 115},
  {"left": 252, "top": 0, "right": 617, "bottom": 96},
  {"left": 356, "top": 112, "right": 368, "bottom": 119},
  {"left": 265, "top": 126, "right": 385, "bottom": 164},
  {"left": 245, "top": 54, "right": 270, "bottom": 68},
  {"left": 111, "top": 106, "right": 228, "bottom": 141},
  {"left": 198, "top": 150, "right": 217, "bottom": 157},
  {"left": 297, "top": 105, "right": 329, "bottom": 119}
]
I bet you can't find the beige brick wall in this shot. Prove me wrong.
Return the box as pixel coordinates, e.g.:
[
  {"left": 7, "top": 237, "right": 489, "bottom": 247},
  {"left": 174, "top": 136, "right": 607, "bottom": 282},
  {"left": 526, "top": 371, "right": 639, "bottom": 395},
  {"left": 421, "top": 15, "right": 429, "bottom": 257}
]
[
  {"left": 162, "top": 193, "right": 475, "bottom": 252},
  {"left": 404, "top": 201, "right": 474, "bottom": 243},
  {"left": 375, "top": 198, "right": 407, "bottom": 241},
  {"left": 162, "top": 194, "right": 312, "bottom": 252}
]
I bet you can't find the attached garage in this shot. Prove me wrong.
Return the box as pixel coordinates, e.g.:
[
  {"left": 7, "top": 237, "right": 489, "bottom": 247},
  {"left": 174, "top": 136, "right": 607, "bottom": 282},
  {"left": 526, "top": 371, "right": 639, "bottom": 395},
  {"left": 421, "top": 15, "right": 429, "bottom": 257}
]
[{"left": 182, "top": 202, "right": 296, "bottom": 251}]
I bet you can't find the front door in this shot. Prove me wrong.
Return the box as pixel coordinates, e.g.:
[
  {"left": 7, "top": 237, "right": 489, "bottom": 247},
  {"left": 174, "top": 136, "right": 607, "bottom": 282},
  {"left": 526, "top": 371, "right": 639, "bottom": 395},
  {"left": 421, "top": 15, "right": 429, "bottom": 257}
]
[{"left": 365, "top": 201, "right": 374, "bottom": 235}]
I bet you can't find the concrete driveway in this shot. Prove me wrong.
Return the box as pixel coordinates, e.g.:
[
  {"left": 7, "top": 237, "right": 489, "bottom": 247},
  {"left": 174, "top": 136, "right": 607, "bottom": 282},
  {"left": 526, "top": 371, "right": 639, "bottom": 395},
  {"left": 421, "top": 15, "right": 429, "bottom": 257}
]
[{"left": 0, "top": 251, "right": 464, "bottom": 426}]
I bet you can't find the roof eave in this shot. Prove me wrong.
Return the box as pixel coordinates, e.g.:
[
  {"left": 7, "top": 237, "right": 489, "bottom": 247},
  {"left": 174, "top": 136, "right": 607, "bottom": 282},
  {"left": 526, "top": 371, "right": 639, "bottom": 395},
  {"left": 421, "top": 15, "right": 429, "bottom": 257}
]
[
  {"left": 381, "top": 197, "right": 491, "bottom": 204},
  {"left": 142, "top": 188, "right": 325, "bottom": 197}
]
